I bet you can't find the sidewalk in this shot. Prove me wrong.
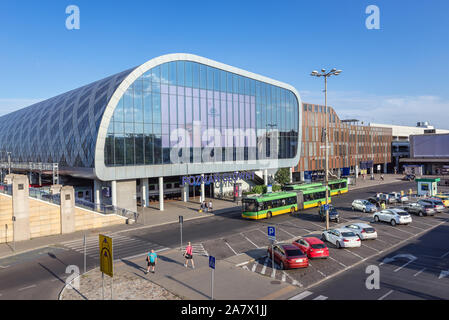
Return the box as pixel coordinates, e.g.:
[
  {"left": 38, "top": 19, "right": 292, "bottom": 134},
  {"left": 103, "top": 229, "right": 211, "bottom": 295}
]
[
  {"left": 60, "top": 248, "right": 297, "bottom": 300},
  {"left": 348, "top": 174, "right": 407, "bottom": 191}
]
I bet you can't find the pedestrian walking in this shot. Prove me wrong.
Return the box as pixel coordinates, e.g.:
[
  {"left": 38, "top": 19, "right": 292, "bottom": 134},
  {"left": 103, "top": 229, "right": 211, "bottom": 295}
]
[
  {"left": 203, "top": 201, "right": 208, "bottom": 212},
  {"left": 208, "top": 200, "right": 213, "bottom": 213},
  {"left": 146, "top": 249, "right": 158, "bottom": 274},
  {"left": 381, "top": 202, "right": 386, "bottom": 210},
  {"left": 184, "top": 242, "right": 195, "bottom": 269},
  {"left": 380, "top": 174, "right": 384, "bottom": 181}
]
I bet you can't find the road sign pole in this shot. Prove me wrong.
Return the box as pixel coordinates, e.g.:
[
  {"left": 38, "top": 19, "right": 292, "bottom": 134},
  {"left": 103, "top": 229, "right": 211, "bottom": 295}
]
[
  {"left": 12, "top": 216, "right": 15, "bottom": 252},
  {"left": 102, "top": 272, "right": 105, "bottom": 300},
  {"left": 83, "top": 234, "right": 86, "bottom": 274},
  {"left": 111, "top": 273, "right": 113, "bottom": 300},
  {"left": 211, "top": 268, "right": 214, "bottom": 300},
  {"left": 272, "top": 243, "right": 274, "bottom": 270}
]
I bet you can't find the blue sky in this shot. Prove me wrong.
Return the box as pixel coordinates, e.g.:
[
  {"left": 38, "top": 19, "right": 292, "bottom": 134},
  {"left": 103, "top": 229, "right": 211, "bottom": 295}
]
[{"left": 1, "top": 0, "right": 448, "bottom": 128}]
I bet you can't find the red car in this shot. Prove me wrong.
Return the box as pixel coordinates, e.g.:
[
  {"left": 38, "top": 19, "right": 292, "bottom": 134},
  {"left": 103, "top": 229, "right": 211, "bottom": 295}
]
[
  {"left": 292, "top": 237, "right": 329, "bottom": 259},
  {"left": 267, "top": 244, "right": 308, "bottom": 270}
]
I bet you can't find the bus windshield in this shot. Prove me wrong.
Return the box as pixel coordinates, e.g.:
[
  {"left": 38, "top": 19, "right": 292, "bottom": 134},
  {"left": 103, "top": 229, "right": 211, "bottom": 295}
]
[{"left": 243, "top": 199, "right": 258, "bottom": 212}]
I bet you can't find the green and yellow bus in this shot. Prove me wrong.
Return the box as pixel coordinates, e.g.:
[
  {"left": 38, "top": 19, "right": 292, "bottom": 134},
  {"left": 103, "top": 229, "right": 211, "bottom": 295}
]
[
  {"left": 282, "top": 182, "right": 323, "bottom": 191},
  {"left": 328, "top": 178, "right": 348, "bottom": 196},
  {"left": 242, "top": 192, "right": 298, "bottom": 220},
  {"left": 283, "top": 184, "right": 331, "bottom": 209}
]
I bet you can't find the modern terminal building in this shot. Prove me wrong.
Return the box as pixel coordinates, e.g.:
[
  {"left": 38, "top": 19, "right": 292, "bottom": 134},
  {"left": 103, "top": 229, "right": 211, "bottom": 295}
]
[{"left": 0, "top": 54, "right": 302, "bottom": 212}]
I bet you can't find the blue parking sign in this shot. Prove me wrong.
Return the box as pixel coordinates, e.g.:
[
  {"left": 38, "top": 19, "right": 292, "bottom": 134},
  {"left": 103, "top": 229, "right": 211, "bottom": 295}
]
[
  {"left": 209, "top": 256, "right": 215, "bottom": 269},
  {"left": 323, "top": 204, "right": 329, "bottom": 211},
  {"left": 268, "top": 226, "right": 276, "bottom": 240}
]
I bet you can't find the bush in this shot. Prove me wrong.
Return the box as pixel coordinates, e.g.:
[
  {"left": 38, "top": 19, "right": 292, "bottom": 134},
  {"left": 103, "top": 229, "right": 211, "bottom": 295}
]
[
  {"left": 272, "top": 184, "right": 282, "bottom": 192},
  {"left": 252, "top": 185, "right": 267, "bottom": 194}
]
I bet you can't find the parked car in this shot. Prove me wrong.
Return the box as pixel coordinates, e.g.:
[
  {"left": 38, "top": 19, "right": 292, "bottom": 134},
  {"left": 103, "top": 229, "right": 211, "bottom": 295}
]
[
  {"left": 292, "top": 237, "right": 329, "bottom": 259},
  {"left": 267, "top": 244, "right": 309, "bottom": 270},
  {"left": 432, "top": 195, "right": 449, "bottom": 207},
  {"left": 403, "top": 201, "right": 435, "bottom": 216},
  {"left": 352, "top": 199, "right": 377, "bottom": 213},
  {"left": 344, "top": 223, "right": 378, "bottom": 240},
  {"left": 404, "top": 174, "right": 416, "bottom": 181},
  {"left": 367, "top": 197, "right": 382, "bottom": 209},
  {"left": 389, "top": 192, "right": 409, "bottom": 203},
  {"left": 373, "top": 208, "right": 412, "bottom": 226},
  {"left": 420, "top": 199, "right": 445, "bottom": 213},
  {"left": 321, "top": 228, "right": 361, "bottom": 249},
  {"left": 319, "top": 205, "right": 340, "bottom": 222},
  {"left": 377, "top": 193, "right": 396, "bottom": 204}
]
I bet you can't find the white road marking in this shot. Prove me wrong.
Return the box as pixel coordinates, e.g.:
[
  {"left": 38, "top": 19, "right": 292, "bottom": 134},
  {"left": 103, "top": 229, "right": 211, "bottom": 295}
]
[
  {"left": 308, "top": 222, "right": 324, "bottom": 229},
  {"left": 241, "top": 233, "right": 260, "bottom": 249},
  {"left": 278, "top": 227, "right": 296, "bottom": 238},
  {"left": 260, "top": 258, "right": 268, "bottom": 275},
  {"left": 0, "top": 265, "right": 10, "bottom": 269},
  {"left": 242, "top": 265, "right": 249, "bottom": 271},
  {"left": 362, "top": 243, "right": 380, "bottom": 252},
  {"left": 328, "top": 256, "right": 347, "bottom": 268},
  {"left": 251, "top": 263, "right": 257, "bottom": 272},
  {"left": 406, "top": 224, "right": 425, "bottom": 231},
  {"left": 271, "top": 266, "right": 277, "bottom": 278},
  {"left": 281, "top": 273, "right": 286, "bottom": 282},
  {"left": 441, "top": 251, "right": 449, "bottom": 259},
  {"left": 18, "top": 285, "right": 37, "bottom": 291},
  {"left": 282, "top": 271, "right": 303, "bottom": 287},
  {"left": 309, "top": 261, "right": 326, "bottom": 277},
  {"left": 378, "top": 290, "right": 394, "bottom": 300},
  {"left": 391, "top": 228, "right": 415, "bottom": 236},
  {"left": 313, "top": 295, "right": 328, "bottom": 300},
  {"left": 373, "top": 237, "right": 389, "bottom": 245},
  {"left": 344, "top": 249, "right": 364, "bottom": 259},
  {"left": 394, "top": 259, "right": 416, "bottom": 272},
  {"left": 289, "top": 291, "right": 313, "bottom": 300},
  {"left": 412, "top": 220, "right": 434, "bottom": 227},
  {"left": 285, "top": 220, "right": 313, "bottom": 233},
  {"left": 413, "top": 268, "right": 426, "bottom": 277},
  {"left": 224, "top": 241, "right": 239, "bottom": 255}
]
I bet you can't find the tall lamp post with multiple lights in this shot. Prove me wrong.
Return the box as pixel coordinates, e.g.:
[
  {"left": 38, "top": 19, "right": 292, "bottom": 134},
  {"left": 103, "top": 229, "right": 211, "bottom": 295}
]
[{"left": 310, "top": 68, "right": 342, "bottom": 230}]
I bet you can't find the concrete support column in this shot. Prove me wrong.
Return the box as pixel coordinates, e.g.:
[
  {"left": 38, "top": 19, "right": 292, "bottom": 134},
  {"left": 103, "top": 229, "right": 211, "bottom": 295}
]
[
  {"left": 141, "top": 178, "right": 149, "bottom": 208},
  {"left": 38, "top": 172, "right": 42, "bottom": 186},
  {"left": 12, "top": 175, "right": 30, "bottom": 242},
  {"left": 94, "top": 179, "right": 101, "bottom": 209},
  {"left": 60, "top": 186, "right": 75, "bottom": 234},
  {"left": 289, "top": 168, "right": 293, "bottom": 183},
  {"left": 300, "top": 171, "right": 305, "bottom": 182},
  {"left": 264, "top": 169, "right": 268, "bottom": 185},
  {"left": 200, "top": 174, "right": 205, "bottom": 203},
  {"left": 159, "top": 177, "right": 164, "bottom": 211},
  {"left": 182, "top": 183, "right": 189, "bottom": 202},
  {"left": 111, "top": 180, "right": 117, "bottom": 207}
]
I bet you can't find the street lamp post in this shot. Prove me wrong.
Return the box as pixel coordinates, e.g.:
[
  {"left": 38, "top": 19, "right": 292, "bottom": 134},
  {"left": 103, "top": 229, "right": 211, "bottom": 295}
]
[{"left": 311, "top": 68, "right": 342, "bottom": 230}]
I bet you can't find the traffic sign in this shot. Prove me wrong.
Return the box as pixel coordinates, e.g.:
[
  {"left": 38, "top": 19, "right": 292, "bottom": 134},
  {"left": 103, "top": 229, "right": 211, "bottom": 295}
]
[
  {"left": 209, "top": 256, "right": 216, "bottom": 269},
  {"left": 179, "top": 215, "right": 183, "bottom": 224},
  {"left": 268, "top": 226, "right": 276, "bottom": 241},
  {"left": 323, "top": 204, "right": 329, "bottom": 211},
  {"left": 99, "top": 234, "right": 114, "bottom": 277}
]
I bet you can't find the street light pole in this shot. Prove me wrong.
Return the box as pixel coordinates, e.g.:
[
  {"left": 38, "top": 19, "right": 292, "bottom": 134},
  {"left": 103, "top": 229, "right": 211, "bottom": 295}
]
[{"left": 311, "top": 68, "right": 342, "bottom": 231}]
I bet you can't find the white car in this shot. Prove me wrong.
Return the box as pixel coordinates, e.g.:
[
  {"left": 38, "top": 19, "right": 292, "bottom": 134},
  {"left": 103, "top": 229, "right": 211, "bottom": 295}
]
[
  {"left": 344, "top": 223, "right": 378, "bottom": 240},
  {"left": 352, "top": 199, "right": 377, "bottom": 213},
  {"left": 373, "top": 208, "right": 412, "bottom": 226},
  {"left": 321, "top": 228, "right": 361, "bottom": 249}
]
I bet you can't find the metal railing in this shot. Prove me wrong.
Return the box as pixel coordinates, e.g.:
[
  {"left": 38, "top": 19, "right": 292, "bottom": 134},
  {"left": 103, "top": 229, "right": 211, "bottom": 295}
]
[
  {"left": 75, "top": 198, "right": 139, "bottom": 222},
  {"left": 29, "top": 187, "right": 61, "bottom": 205}
]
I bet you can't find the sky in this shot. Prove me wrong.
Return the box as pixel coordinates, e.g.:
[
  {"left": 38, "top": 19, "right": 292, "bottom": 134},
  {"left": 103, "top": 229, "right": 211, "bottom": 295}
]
[{"left": 0, "top": 0, "right": 448, "bottom": 128}]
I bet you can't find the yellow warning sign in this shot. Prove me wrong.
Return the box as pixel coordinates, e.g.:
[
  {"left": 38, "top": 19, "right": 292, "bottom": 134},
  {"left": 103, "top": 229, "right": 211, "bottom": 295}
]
[{"left": 99, "top": 234, "right": 113, "bottom": 277}]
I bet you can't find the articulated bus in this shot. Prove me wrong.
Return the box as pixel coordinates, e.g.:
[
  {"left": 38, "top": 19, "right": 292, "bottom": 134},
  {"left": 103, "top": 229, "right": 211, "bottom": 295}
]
[
  {"left": 328, "top": 178, "right": 348, "bottom": 196},
  {"left": 242, "top": 192, "right": 298, "bottom": 220},
  {"left": 284, "top": 185, "right": 331, "bottom": 209}
]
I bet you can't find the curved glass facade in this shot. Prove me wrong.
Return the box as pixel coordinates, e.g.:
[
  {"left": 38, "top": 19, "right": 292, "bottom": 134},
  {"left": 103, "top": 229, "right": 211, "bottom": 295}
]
[{"left": 105, "top": 61, "right": 299, "bottom": 166}]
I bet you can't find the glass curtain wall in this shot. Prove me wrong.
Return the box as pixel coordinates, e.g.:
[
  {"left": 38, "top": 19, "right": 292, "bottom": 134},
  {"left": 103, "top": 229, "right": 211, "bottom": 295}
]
[{"left": 105, "top": 61, "right": 299, "bottom": 166}]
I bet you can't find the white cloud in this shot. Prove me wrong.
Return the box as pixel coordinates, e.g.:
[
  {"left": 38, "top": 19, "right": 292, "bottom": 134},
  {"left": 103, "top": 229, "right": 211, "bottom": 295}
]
[{"left": 299, "top": 90, "right": 449, "bottom": 129}]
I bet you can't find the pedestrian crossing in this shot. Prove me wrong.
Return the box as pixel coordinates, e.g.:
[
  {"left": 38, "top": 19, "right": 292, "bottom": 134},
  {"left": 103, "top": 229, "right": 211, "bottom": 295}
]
[
  {"left": 61, "top": 234, "right": 168, "bottom": 260},
  {"left": 191, "top": 243, "right": 209, "bottom": 257},
  {"left": 241, "top": 257, "right": 303, "bottom": 287},
  {"left": 289, "top": 290, "right": 329, "bottom": 300}
]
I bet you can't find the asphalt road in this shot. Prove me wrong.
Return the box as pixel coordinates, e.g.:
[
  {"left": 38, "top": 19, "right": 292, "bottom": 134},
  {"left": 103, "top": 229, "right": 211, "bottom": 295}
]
[{"left": 1, "top": 180, "right": 445, "bottom": 300}]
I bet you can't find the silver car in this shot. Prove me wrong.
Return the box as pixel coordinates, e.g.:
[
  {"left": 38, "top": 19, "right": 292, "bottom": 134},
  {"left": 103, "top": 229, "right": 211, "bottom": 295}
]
[
  {"left": 321, "top": 228, "right": 361, "bottom": 248},
  {"left": 352, "top": 199, "right": 377, "bottom": 213},
  {"left": 373, "top": 208, "right": 412, "bottom": 226},
  {"left": 344, "top": 223, "right": 378, "bottom": 240}
]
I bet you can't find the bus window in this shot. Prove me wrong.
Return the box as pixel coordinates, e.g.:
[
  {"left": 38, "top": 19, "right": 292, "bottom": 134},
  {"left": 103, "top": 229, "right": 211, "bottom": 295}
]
[{"left": 243, "top": 199, "right": 258, "bottom": 212}]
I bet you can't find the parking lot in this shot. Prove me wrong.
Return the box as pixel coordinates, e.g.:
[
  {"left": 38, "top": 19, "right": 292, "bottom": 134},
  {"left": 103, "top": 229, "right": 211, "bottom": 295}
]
[{"left": 190, "top": 183, "right": 449, "bottom": 289}]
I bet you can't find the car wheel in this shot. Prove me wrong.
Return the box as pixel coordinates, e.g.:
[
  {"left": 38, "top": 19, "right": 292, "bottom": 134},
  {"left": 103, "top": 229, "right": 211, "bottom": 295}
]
[
  {"left": 419, "top": 211, "right": 423, "bottom": 217},
  {"left": 374, "top": 215, "right": 380, "bottom": 222},
  {"left": 336, "top": 241, "right": 341, "bottom": 249},
  {"left": 267, "top": 211, "right": 272, "bottom": 219},
  {"left": 390, "top": 219, "right": 396, "bottom": 226}
]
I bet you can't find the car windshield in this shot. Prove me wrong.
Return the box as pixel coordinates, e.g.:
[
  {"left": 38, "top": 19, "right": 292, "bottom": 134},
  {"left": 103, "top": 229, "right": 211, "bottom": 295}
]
[
  {"left": 311, "top": 244, "right": 326, "bottom": 249},
  {"left": 330, "top": 208, "right": 338, "bottom": 214},
  {"left": 341, "top": 232, "right": 356, "bottom": 237},
  {"left": 362, "top": 200, "right": 370, "bottom": 205},
  {"left": 286, "top": 249, "right": 304, "bottom": 257}
]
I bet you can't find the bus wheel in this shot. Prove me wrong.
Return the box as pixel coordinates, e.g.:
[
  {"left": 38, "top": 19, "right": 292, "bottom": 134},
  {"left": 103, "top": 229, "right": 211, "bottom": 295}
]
[{"left": 267, "top": 212, "right": 272, "bottom": 219}]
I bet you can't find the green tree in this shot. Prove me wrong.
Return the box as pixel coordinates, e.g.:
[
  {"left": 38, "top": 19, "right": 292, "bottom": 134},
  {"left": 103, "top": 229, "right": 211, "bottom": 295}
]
[{"left": 274, "top": 168, "right": 291, "bottom": 186}]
